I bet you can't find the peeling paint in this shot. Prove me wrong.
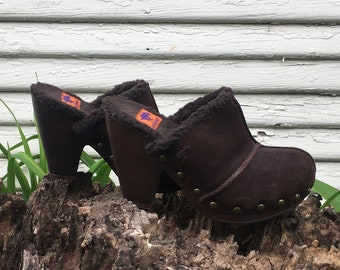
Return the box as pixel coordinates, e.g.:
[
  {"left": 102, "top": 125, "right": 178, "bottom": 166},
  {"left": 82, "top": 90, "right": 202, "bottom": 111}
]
[{"left": 313, "top": 133, "right": 340, "bottom": 144}]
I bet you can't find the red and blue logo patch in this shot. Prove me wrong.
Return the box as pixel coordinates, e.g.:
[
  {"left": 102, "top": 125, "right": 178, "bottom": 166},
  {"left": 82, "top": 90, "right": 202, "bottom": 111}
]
[
  {"left": 61, "top": 92, "right": 81, "bottom": 110},
  {"left": 135, "top": 109, "right": 162, "bottom": 130}
]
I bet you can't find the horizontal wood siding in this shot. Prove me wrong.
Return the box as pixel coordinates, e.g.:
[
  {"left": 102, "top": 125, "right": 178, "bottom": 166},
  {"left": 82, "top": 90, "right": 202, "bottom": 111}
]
[
  {"left": 1, "top": 0, "right": 340, "bottom": 23},
  {"left": 2, "top": 93, "right": 340, "bottom": 128},
  {"left": 0, "top": 1, "right": 339, "bottom": 189},
  {"left": 1, "top": 59, "right": 340, "bottom": 94},
  {"left": 1, "top": 23, "right": 340, "bottom": 60}
]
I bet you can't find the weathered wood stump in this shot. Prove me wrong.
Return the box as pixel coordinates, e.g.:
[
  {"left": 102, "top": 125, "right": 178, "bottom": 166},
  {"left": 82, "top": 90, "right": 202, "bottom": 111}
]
[{"left": 1, "top": 173, "right": 339, "bottom": 269}]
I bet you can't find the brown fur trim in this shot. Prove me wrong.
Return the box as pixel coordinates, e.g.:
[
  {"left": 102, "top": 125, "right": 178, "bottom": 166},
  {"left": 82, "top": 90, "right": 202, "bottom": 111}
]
[
  {"left": 102, "top": 96, "right": 160, "bottom": 139},
  {"left": 102, "top": 87, "right": 235, "bottom": 156},
  {"left": 74, "top": 80, "right": 152, "bottom": 135},
  {"left": 90, "top": 80, "right": 150, "bottom": 107},
  {"left": 145, "top": 87, "right": 235, "bottom": 154},
  {"left": 30, "top": 82, "right": 87, "bottom": 120}
]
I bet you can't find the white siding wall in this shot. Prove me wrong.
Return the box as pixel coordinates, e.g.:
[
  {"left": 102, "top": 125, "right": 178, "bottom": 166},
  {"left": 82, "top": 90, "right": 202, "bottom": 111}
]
[{"left": 0, "top": 0, "right": 339, "bottom": 189}]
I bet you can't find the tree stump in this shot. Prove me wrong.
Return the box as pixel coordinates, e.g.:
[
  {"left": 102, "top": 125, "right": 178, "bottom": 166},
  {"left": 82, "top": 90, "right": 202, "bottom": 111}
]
[{"left": 1, "top": 173, "right": 339, "bottom": 269}]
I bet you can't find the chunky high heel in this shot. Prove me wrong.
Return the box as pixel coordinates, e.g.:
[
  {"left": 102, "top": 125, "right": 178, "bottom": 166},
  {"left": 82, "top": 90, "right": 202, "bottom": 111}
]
[
  {"left": 103, "top": 87, "right": 316, "bottom": 223},
  {"left": 31, "top": 80, "right": 159, "bottom": 178}
]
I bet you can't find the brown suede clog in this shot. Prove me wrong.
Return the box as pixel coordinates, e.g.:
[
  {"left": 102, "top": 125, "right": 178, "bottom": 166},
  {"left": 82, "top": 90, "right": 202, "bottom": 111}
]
[
  {"left": 103, "top": 87, "right": 316, "bottom": 223},
  {"left": 31, "top": 80, "right": 159, "bottom": 177}
]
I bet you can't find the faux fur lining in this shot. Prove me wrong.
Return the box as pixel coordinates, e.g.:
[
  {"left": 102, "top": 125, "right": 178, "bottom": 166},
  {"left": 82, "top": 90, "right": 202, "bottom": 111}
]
[
  {"left": 169, "top": 87, "right": 234, "bottom": 124},
  {"left": 31, "top": 82, "right": 87, "bottom": 120},
  {"left": 74, "top": 80, "right": 151, "bottom": 135},
  {"left": 103, "top": 87, "right": 235, "bottom": 156},
  {"left": 73, "top": 108, "right": 104, "bottom": 136},
  {"left": 90, "top": 80, "right": 150, "bottom": 107},
  {"left": 102, "top": 96, "right": 160, "bottom": 140},
  {"left": 145, "top": 87, "right": 235, "bottom": 154}
]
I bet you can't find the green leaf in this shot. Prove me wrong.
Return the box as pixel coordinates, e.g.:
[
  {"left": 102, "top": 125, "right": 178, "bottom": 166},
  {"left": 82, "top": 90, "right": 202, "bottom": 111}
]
[
  {"left": 12, "top": 152, "right": 45, "bottom": 180},
  {"left": 0, "top": 142, "right": 9, "bottom": 159},
  {"left": 38, "top": 134, "right": 48, "bottom": 174},
  {"left": 80, "top": 151, "right": 95, "bottom": 168},
  {"left": 35, "top": 118, "right": 48, "bottom": 173},
  {"left": 0, "top": 99, "right": 32, "bottom": 156},
  {"left": 6, "top": 157, "right": 16, "bottom": 193},
  {"left": 13, "top": 160, "right": 31, "bottom": 202},
  {"left": 0, "top": 99, "right": 47, "bottom": 200},
  {"left": 320, "top": 190, "right": 340, "bottom": 211},
  {"left": 92, "top": 162, "right": 113, "bottom": 187},
  {"left": 9, "top": 134, "right": 38, "bottom": 152},
  {"left": 0, "top": 143, "right": 10, "bottom": 181},
  {"left": 88, "top": 158, "right": 106, "bottom": 173},
  {"left": 0, "top": 98, "right": 37, "bottom": 188},
  {"left": 312, "top": 179, "right": 340, "bottom": 212},
  {"left": 0, "top": 178, "right": 8, "bottom": 194}
]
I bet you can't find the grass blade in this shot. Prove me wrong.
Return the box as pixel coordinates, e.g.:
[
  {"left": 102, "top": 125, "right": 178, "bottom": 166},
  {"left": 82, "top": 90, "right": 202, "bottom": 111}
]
[
  {"left": 37, "top": 130, "right": 47, "bottom": 173},
  {"left": 88, "top": 158, "right": 106, "bottom": 173},
  {"left": 6, "top": 157, "right": 16, "bottom": 193},
  {"left": 8, "top": 135, "right": 38, "bottom": 152},
  {"left": 312, "top": 179, "right": 340, "bottom": 212},
  {"left": 0, "top": 178, "right": 8, "bottom": 194},
  {"left": 12, "top": 152, "right": 45, "bottom": 180},
  {"left": 320, "top": 190, "right": 340, "bottom": 211},
  {"left": 0, "top": 99, "right": 32, "bottom": 155},
  {"left": 92, "top": 162, "right": 113, "bottom": 187},
  {"left": 80, "top": 151, "right": 95, "bottom": 168},
  {"left": 0, "top": 98, "right": 37, "bottom": 188},
  {"left": 35, "top": 118, "right": 48, "bottom": 173},
  {"left": 13, "top": 160, "right": 31, "bottom": 202},
  {"left": 0, "top": 142, "right": 9, "bottom": 159}
]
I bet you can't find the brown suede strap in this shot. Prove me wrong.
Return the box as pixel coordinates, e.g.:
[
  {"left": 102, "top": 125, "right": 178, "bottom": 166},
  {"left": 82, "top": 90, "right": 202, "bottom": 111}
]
[{"left": 199, "top": 143, "right": 261, "bottom": 202}]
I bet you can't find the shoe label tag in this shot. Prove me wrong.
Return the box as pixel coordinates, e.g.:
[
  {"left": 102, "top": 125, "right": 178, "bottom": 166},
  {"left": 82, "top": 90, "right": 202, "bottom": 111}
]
[
  {"left": 61, "top": 92, "right": 81, "bottom": 110},
  {"left": 135, "top": 109, "right": 162, "bottom": 130}
]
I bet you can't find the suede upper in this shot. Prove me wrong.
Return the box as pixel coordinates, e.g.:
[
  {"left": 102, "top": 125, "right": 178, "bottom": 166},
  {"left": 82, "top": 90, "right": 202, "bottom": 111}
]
[
  {"left": 103, "top": 87, "right": 316, "bottom": 223},
  {"left": 30, "top": 79, "right": 160, "bottom": 177}
]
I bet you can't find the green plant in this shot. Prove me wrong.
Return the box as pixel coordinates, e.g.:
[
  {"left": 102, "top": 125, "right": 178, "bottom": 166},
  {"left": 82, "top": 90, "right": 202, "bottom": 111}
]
[
  {"left": 0, "top": 98, "right": 114, "bottom": 202},
  {"left": 80, "top": 151, "right": 113, "bottom": 187},
  {"left": 312, "top": 179, "right": 340, "bottom": 212}
]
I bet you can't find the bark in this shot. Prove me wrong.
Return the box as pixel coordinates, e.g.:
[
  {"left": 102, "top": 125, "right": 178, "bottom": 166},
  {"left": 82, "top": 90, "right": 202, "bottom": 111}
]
[{"left": 1, "top": 173, "right": 339, "bottom": 270}]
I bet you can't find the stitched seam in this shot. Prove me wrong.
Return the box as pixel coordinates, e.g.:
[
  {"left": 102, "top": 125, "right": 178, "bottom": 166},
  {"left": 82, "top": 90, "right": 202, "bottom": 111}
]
[{"left": 199, "top": 143, "right": 261, "bottom": 202}]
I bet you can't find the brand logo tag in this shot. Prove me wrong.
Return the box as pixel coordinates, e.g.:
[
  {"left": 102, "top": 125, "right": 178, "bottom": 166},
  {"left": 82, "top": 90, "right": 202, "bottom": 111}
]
[
  {"left": 135, "top": 109, "right": 162, "bottom": 130},
  {"left": 61, "top": 92, "right": 81, "bottom": 110}
]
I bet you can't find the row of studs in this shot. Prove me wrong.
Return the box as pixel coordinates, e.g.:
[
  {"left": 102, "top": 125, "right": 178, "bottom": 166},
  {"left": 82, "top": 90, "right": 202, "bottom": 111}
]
[
  {"left": 198, "top": 190, "right": 301, "bottom": 214},
  {"left": 160, "top": 155, "right": 305, "bottom": 215}
]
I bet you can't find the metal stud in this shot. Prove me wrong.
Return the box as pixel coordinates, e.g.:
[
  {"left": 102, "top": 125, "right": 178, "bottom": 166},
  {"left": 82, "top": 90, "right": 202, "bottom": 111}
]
[
  {"left": 176, "top": 172, "right": 184, "bottom": 179},
  {"left": 97, "top": 143, "right": 103, "bottom": 150},
  {"left": 109, "top": 155, "right": 114, "bottom": 163},
  {"left": 209, "top": 202, "right": 218, "bottom": 209},
  {"left": 159, "top": 155, "right": 167, "bottom": 162},
  {"left": 295, "top": 194, "right": 301, "bottom": 201},
  {"left": 257, "top": 204, "right": 265, "bottom": 212},
  {"left": 232, "top": 207, "right": 242, "bottom": 214},
  {"left": 278, "top": 199, "right": 286, "bottom": 207},
  {"left": 194, "top": 188, "right": 201, "bottom": 196}
]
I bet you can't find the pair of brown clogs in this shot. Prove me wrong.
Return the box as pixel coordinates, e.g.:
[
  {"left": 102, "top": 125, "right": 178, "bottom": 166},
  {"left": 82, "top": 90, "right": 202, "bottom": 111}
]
[{"left": 31, "top": 80, "right": 316, "bottom": 223}]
